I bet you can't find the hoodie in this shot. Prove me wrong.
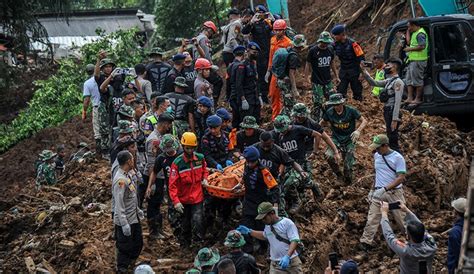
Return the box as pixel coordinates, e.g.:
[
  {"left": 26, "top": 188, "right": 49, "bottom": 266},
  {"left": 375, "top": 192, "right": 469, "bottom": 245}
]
[{"left": 381, "top": 211, "right": 438, "bottom": 274}]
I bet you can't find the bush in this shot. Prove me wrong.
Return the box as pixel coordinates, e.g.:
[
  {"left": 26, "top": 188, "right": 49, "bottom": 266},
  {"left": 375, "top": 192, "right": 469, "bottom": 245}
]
[{"left": 0, "top": 29, "right": 147, "bottom": 153}]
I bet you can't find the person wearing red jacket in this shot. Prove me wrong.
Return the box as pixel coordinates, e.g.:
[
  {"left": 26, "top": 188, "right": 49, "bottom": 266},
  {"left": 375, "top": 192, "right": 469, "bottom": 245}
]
[{"left": 168, "top": 132, "right": 209, "bottom": 247}]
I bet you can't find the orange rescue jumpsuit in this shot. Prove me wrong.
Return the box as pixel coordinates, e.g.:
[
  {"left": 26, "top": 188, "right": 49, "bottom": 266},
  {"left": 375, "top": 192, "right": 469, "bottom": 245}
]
[{"left": 268, "top": 35, "right": 292, "bottom": 120}]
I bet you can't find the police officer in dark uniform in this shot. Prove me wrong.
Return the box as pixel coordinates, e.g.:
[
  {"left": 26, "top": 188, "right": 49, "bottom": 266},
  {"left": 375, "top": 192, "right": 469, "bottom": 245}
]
[
  {"left": 242, "top": 5, "right": 274, "bottom": 104},
  {"left": 200, "top": 115, "right": 234, "bottom": 234},
  {"left": 331, "top": 24, "right": 365, "bottom": 101},
  {"left": 228, "top": 43, "right": 262, "bottom": 129}
]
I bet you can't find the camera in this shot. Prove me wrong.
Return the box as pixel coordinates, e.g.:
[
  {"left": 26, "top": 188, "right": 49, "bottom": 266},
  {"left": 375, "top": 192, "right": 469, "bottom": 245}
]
[
  {"left": 362, "top": 61, "right": 373, "bottom": 68},
  {"left": 115, "top": 68, "right": 135, "bottom": 76}
]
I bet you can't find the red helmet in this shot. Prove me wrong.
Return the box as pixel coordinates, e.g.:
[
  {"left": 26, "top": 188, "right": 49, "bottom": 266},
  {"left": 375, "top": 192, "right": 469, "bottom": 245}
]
[
  {"left": 195, "top": 58, "right": 212, "bottom": 70},
  {"left": 203, "top": 21, "right": 218, "bottom": 33},
  {"left": 273, "top": 19, "right": 287, "bottom": 30}
]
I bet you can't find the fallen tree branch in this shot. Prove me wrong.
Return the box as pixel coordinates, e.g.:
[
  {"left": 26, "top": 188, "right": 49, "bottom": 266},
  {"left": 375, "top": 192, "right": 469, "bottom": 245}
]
[{"left": 344, "top": 2, "right": 372, "bottom": 27}]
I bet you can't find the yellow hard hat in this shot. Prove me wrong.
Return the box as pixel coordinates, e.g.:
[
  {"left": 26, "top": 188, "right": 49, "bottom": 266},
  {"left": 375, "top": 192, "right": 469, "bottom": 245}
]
[{"left": 181, "top": 132, "right": 198, "bottom": 147}]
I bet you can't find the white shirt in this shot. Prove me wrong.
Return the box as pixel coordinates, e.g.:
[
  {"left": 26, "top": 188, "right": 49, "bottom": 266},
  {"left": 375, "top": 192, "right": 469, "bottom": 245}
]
[
  {"left": 374, "top": 150, "right": 406, "bottom": 188},
  {"left": 263, "top": 217, "right": 300, "bottom": 261},
  {"left": 83, "top": 76, "right": 100, "bottom": 107}
]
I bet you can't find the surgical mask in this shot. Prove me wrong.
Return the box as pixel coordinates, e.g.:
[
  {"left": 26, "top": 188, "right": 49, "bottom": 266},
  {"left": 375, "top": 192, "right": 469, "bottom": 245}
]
[{"left": 166, "top": 106, "right": 173, "bottom": 114}]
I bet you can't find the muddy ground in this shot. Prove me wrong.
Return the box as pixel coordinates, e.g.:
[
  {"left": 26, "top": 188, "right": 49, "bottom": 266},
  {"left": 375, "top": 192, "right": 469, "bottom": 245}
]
[{"left": 1, "top": 1, "right": 473, "bottom": 272}]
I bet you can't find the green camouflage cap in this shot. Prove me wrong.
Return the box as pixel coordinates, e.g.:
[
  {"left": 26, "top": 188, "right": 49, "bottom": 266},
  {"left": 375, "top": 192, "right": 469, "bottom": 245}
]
[
  {"left": 40, "top": 150, "right": 57, "bottom": 161},
  {"left": 292, "top": 34, "right": 307, "bottom": 48},
  {"left": 99, "top": 58, "right": 115, "bottom": 68},
  {"left": 255, "top": 202, "right": 275, "bottom": 220},
  {"left": 273, "top": 115, "right": 291, "bottom": 133},
  {"left": 118, "top": 104, "right": 135, "bottom": 118},
  {"left": 291, "top": 103, "right": 310, "bottom": 117},
  {"left": 224, "top": 230, "right": 246, "bottom": 248},
  {"left": 149, "top": 47, "right": 165, "bottom": 56},
  {"left": 240, "top": 116, "right": 259, "bottom": 129},
  {"left": 174, "top": 76, "right": 189, "bottom": 88},
  {"left": 327, "top": 93, "right": 346, "bottom": 105},
  {"left": 194, "top": 247, "right": 220, "bottom": 268},
  {"left": 159, "top": 134, "right": 179, "bottom": 153},
  {"left": 317, "top": 31, "right": 334, "bottom": 44},
  {"left": 368, "top": 134, "right": 389, "bottom": 150},
  {"left": 118, "top": 120, "right": 134, "bottom": 134}
]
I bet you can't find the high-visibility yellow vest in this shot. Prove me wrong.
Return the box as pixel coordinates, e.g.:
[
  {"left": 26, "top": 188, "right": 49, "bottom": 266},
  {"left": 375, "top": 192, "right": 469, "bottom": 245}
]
[
  {"left": 372, "top": 69, "right": 385, "bottom": 96},
  {"left": 408, "top": 27, "right": 428, "bottom": 61}
]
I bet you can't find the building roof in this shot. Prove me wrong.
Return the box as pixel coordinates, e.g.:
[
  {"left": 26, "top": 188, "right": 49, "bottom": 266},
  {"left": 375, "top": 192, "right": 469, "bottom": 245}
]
[{"left": 37, "top": 8, "right": 146, "bottom": 37}]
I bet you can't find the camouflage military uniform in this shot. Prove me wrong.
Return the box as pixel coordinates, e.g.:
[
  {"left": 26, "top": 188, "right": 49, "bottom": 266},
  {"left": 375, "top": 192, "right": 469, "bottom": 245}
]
[
  {"left": 277, "top": 78, "right": 296, "bottom": 117},
  {"left": 35, "top": 150, "right": 57, "bottom": 189},
  {"left": 311, "top": 82, "right": 335, "bottom": 121},
  {"left": 98, "top": 102, "right": 111, "bottom": 155}
]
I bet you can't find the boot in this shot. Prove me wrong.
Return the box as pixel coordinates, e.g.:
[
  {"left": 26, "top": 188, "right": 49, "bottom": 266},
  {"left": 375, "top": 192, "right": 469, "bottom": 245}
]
[
  {"left": 328, "top": 158, "right": 343, "bottom": 178},
  {"left": 311, "top": 183, "right": 323, "bottom": 200},
  {"left": 95, "top": 139, "right": 102, "bottom": 159},
  {"left": 148, "top": 218, "right": 165, "bottom": 240},
  {"left": 343, "top": 169, "right": 353, "bottom": 185},
  {"left": 288, "top": 199, "right": 302, "bottom": 215}
]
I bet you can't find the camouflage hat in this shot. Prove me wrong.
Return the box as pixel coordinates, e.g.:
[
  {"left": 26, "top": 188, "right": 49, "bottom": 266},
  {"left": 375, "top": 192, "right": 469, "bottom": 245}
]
[
  {"left": 317, "top": 31, "right": 334, "bottom": 44},
  {"left": 224, "top": 230, "right": 246, "bottom": 248},
  {"left": 291, "top": 103, "right": 310, "bottom": 117},
  {"left": 273, "top": 115, "right": 291, "bottom": 133},
  {"left": 194, "top": 247, "right": 220, "bottom": 268},
  {"left": 77, "top": 142, "right": 88, "bottom": 148},
  {"left": 159, "top": 134, "right": 179, "bottom": 153},
  {"left": 99, "top": 58, "right": 115, "bottom": 69},
  {"left": 174, "top": 76, "right": 189, "bottom": 88},
  {"left": 292, "top": 34, "right": 307, "bottom": 48},
  {"left": 40, "top": 150, "right": 57, "bottom": 161},
  {"left": 149, "top": 47, "right": 165, "bottom": 56},
  {"left": 255, "top": 202, "right": 275, "bottom": 220},
  {"left": 118, "top": 104, "right": 135, "bottom": 118},
  {"left": 240, "top": 116, "right": 259, "bottom": 129},
  {"left": 118, "top": 120, "right": 134, "bottom": 134},
  {"left": 368, "top": 134, "right": 389, "bottom": 151},
  {"left": 327, "top": 93, "right": 346, "bottom": 105}
]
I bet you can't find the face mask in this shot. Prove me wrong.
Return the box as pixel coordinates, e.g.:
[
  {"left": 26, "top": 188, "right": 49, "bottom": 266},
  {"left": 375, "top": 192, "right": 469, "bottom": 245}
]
[
  {"left": 166, "top": 106, "right": 173, "bottom": 113},
  {"left": 249, "top": 53, "right": 258, "bottom": 60},
  {"left": 383, "top": 67, "right": 392, "bottom": 75}
]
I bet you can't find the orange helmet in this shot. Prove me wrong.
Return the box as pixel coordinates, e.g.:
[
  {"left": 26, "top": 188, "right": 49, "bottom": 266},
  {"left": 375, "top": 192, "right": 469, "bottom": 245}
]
[
  {"left": 203, "top": 21, "right": 218, "bottom": 33},
  {"left": 195, "top": 58, "right": 212, "bottom": 70},
  {"left": 273, "top": 19, "right": 287, "bottom": 30}
]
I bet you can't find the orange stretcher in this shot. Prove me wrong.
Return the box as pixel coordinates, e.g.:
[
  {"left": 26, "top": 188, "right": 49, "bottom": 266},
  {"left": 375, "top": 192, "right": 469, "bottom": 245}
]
[{"left": 204, "top": 160, "right": 245, "bottom": 199}]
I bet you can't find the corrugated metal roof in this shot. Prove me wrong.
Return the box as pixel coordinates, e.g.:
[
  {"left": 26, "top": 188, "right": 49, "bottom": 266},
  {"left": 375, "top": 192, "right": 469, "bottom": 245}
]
[{"left": 38, "top": 13, "right": 145, "bottom": 37}]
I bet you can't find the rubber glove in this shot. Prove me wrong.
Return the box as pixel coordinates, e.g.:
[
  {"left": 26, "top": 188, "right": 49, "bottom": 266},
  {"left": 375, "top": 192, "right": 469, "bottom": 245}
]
[
  {"left": 279, "top": 255, "right": 291, "bottom": 269},
  {"left": 122, "top": 224, "right": 131, "bottom": 236},
  {"left": 259, "top": 96, "right": 264, "bottom": 105},
  {"left": 174, "top": 202, "right": 184, "bottom": 214},
  {"left": 241, "top": 99, "right": 250, "bottom": 111},
  {"left": 137, "top": 209, "right": 145, "bottom": 220},
  {"left": 216, "top": 164, "right": 224, "bottom": 172},
  {"left": 201, "top": 179, "right": 208, "bottom": 186},
  {"left": 236, "top": 225, "right": 252, "bottom": 235},
  {"left": 351, "top": 130, "right": 360, "bottom": 143},
  {"left": 226, "top": 160, "right": 234, "bottom": 167},
  {"left": 265, "top": 71, "right": 271, "bottom": 83}
]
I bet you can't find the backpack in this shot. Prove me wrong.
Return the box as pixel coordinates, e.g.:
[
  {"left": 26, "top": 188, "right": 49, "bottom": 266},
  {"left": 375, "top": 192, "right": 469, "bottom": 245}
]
[{"left": 271, "top": 48, "right": 296, "bottom": 79}]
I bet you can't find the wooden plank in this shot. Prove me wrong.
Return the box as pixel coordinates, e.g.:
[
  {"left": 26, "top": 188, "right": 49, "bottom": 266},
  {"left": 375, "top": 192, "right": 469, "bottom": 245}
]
[
  {"left": 42, "top": 258, "right": 57, "bottom": 274},
  {"left": 24, "top": 256, "right": 36, "bottom": 274}
]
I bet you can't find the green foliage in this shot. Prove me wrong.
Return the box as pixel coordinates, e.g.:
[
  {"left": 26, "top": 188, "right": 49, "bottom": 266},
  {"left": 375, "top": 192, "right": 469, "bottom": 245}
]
[
  {"left": 0, "top": 29, "right": 146, "bottom": 153},
  {"left": 154, "top": 0, "right": 229, "bottom": 41}
]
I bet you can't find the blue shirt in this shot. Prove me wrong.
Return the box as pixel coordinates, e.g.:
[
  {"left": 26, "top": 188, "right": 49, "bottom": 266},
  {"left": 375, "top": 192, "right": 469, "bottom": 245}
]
[
  {"left": 448, "top": 217, "right": 463, "bottom": 273},
  {"left": 83, "top": 76, "right": 100, "bottom": 107}
]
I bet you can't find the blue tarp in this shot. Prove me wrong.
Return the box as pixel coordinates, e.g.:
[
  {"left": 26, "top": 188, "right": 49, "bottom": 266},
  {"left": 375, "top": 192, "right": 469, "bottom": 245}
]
[
  {"left": 418, "top": 0, "right": 469, "bottom": 16},
  {"left": 266, "top": 0, "right": 289, "bottom": 19}
]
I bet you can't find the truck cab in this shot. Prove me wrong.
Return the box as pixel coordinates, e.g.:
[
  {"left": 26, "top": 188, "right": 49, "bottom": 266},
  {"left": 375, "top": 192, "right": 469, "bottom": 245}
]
[{"left": 382, "top": 14, "right": 474, "bottom": 115}]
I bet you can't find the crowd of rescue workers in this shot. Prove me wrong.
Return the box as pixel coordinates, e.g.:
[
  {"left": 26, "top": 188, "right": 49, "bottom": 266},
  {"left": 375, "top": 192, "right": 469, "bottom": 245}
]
[{"left": 33, "top": 4, "right": 466, "bottom": 274}]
